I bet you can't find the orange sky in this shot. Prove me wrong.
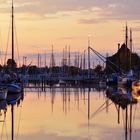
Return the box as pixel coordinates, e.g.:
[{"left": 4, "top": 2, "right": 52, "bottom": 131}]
[{"left": 0, "top": 0, "right": 140, "bottom": 66}]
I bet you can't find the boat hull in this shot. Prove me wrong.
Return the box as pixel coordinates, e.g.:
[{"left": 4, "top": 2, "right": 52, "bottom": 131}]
[
  {"left": 0, "top": 83, "right": 22, "bottom": 94},
  {"left": 7, "top": 84, "right": 22, "bottom": 94}
]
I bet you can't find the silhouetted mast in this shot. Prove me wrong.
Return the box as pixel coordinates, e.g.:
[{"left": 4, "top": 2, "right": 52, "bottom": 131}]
[
  {"left": 38, "top": 53, "right": 40, "bottom": 68},
  {"left": 125, "top": 23, "right": 128, "bottom": 48},
  {"left": 88, "top": 38, "right": 91, "bottom": 79},
  {"left": 39, "top": 55, "right": 42, "bottom": 68},
  {"left": 65, "top": 45, "right": 67, "bottom": 66},
  {"left": 130, "top": 29, "right": 132, "bottom": 52},
  {"left": 80, "top": 54, "right": 82, "bottom": 69},
  {"left": 77, "top": 52, "right": 79, "bottom": 68},
  {"left": 74, "top": 52, "right": 77, "bottom": 67},
  {"left": 50, "top": 45, "right": 55, "bottom": 68},
  {"left": 83, "top": 50, "right": 86, "bottom": 70},
  {"left": 62, "top": 48, "right": 64, "bottom": 66},
  {"left": 118, "top": 43, "right": 121, "bottom": 72},
  {"left": 45, "top": 51, "right": 47, "bottom": 67},
  {"left": 68, "top": 46, "right": 71, "bottom": 66},
  {"left": 125, "top": 23, "right": 128, "bottom": 71},
  {"left": 68, "top": 46, "right": 71, "bottom": 75},
  {"left": 12, "top": 0, "right": 14, "bottom": 70},
  {"left": 130, "top": 29, "right": 132, "bottom": 68}
]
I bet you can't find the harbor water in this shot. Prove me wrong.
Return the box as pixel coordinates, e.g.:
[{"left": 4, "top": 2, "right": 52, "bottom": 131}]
[{"left": 1, "top": 85, "right": 140, "bottom": 140}]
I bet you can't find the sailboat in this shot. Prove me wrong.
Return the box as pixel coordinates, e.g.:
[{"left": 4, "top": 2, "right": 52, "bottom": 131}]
[
  {"left": 0, "top": 0, "right": 23, "bottom": 94},
  {"left": 118, "top": 26, "right": 135, "bottom": 87}
]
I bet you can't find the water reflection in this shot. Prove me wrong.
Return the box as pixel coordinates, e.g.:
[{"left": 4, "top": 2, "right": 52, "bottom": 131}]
[
  {"left": 0, "top": 99, "right": 7, "bottom": 139},
  {"left": 0, "top": 92, "right": 24, "bottom": 140},
  {"left": 1, "top": 84, "right": 140, "bottom": 140},
  {"left": 59, "top": 86, "right": 137, "bottom": 140},
  {"left": 25, "top": 85, "right": 139, "bottom": 140},
  {"left": 106, "top": 86, "right": 138, "bottom": 140}
]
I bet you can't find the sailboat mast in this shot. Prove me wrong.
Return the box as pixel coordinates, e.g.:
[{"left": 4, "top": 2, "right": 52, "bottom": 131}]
[
  {"left": 130, "top": 29, "right": 132, "bottom": 68},
  {"left": 125, "top": 23, "right": 128, "bottom": 71},
  {"left": 88, "top": 37, "right": 90, "bottom": 79},
  {"left": 125, "top": 23, "right": 128, "bottom": 48},
  {"left": 12, "top": 0, "right": 14, "bottom": 69}
]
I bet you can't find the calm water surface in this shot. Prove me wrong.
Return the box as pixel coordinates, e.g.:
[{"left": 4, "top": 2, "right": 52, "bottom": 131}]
[{"left": 1, "top": 86, "right": 140, "bottom": 140}]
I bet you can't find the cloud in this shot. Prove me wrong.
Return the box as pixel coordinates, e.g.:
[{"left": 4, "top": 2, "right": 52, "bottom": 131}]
[
  {"left": 102, "top": 1, "right": 140, "bottom": 20},
  {"left": 0, "top": 0, "right": 140, "bottom": 21},
  {"left": 78, "top": 18, "right": 108, "bottom": 24}
]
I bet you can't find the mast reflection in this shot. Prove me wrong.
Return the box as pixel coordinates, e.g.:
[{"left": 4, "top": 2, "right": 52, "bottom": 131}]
[
  {"left": 24, "top": 84, "right": 140, "bottom": 140},
  {"left": 106, "top": 86, "right": 138, "bottom": 140},
  {"left": 5, "top": 92, "right": 24, "bottom": 140}
]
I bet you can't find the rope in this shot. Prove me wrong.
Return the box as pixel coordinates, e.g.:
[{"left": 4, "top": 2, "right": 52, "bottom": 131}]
[
  {"left": 89, "top": 46, "right": 125, "bottom": 73},
  {"left": 4, "top": 16, "right": 21, "bottom": 67},
  {"left": 89, "top": 47, "right": 119, "bottom": 73}
]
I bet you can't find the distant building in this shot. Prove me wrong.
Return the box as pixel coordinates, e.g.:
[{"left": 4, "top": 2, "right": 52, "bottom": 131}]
[{"left": 106, "top": 43, "right": 140, "bottom": 73}]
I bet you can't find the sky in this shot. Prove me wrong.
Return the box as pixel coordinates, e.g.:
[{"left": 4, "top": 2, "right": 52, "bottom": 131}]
[{"left": 0, "top": 0, "right": 140, "bottom": 66}]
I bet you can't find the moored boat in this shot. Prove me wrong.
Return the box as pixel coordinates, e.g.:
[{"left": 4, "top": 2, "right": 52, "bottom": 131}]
[
  {"left": 59, "top": 80, "right": 67, "bottom": 86},
  {"left": 106, "top": 74, "right": 118, "bottom": 86},
  {"left": 0, "top": 0, "right": 23, "bottom": 95},
  {"left": 0, "top": 82, "right": 23, "bottom": 94},
  {"left": 106, "top": 86, "right": 137, "bottom": 109}
]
